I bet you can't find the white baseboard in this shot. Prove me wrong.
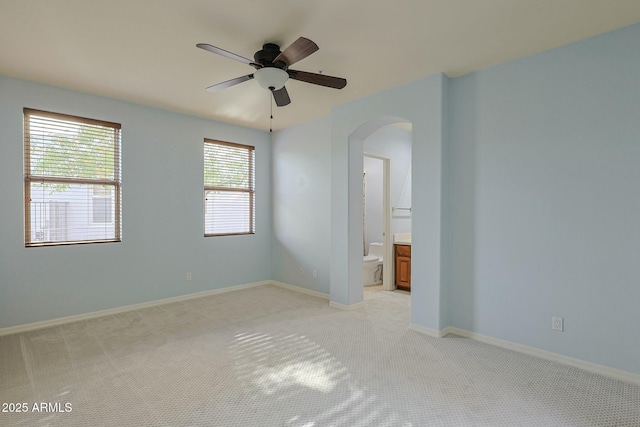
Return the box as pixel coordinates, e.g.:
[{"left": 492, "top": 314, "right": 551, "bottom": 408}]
[
  {"left": 269, "top": 281, "right": 330, "bottom": 300},
  {"left": 443, "top": 326, "right": 640, "bottom": 386},
  {"left": 409, "top": 323, "right": 445, "bottom": 338},
  {"left": 272, "top": 281, "right": 372, "bottom": 311},
  {"left": 0, "top": 280, "right": 271, "bottom": 336},
  {"left": 329, "top": 300, "right": 365, "bottom": 311}
]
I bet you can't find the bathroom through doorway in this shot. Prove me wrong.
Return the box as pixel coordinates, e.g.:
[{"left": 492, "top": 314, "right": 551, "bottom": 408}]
[{"left": 362, "top": 123, "right": 412, "bottom": 294}]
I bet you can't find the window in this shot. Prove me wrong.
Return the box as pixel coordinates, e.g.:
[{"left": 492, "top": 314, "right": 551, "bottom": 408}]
[
  {"left": 24, "top": 109, "right": 122, "bottom": 246},
  {"left": 204, "top": 139, "right": 255, "bottom": 236}
]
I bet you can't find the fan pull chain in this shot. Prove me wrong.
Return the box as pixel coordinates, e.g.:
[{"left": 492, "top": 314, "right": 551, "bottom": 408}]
[{"left": 269, "top": 91, "right": 273, "bottom": 133}]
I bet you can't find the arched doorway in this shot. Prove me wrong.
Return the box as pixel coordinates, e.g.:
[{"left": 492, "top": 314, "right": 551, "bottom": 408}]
[
  {"left": 333, "top": 117, "right": 412, "bottom": 308},
  {"left": 328, "top": 74, "right": 448, "bottom": 334}
]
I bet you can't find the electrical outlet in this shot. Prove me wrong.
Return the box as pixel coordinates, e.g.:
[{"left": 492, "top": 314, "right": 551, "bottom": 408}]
[
  {"left": 552, "top": 316, "right": 563, "bottom": 331},
  {"left": 186, "top": 272, "right": 192, "bottom": 281},
  {"left": 298, "top": 267, "right": 304, "bottom": 276},
  {"left": 313, "top": 270, "right": 318, "bottom": 279}
]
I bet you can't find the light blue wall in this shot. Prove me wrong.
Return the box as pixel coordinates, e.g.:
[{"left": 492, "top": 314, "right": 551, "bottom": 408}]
[
  {"left": 364, "top": 156, "right": 384, "bottom": 249},
  {"left": 0, "top": 76, "right": 272, "bottom": 328},
  {"left": 448, "top": 24, "right": 640, "bottom": 374},
  {"left": 271, "top": 116, "right": 331, "bottom": 294}
]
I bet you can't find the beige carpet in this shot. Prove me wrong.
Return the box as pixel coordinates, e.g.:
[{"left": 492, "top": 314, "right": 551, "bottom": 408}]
[{"left": 1, "top": 284, "right": 639, "bottom": 426}]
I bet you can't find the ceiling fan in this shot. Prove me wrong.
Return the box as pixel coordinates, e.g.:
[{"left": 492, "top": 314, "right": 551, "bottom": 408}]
[{"left": 196, "top": 37, "right": 347, "bottom": 107}]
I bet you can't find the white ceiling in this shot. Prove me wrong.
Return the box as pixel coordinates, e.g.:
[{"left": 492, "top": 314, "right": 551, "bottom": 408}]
[{"left": 2, "top": 0, "right": 640, "bottom": 131}]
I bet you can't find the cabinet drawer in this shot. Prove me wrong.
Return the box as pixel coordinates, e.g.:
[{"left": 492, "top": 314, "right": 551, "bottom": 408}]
[{"left": 395, "top": 244, "right": 411, "bottom": 257}]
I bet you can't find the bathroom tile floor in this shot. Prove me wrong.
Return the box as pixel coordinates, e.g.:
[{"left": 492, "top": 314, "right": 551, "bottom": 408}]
[{"left": 365, "top": 284, "right": 410, "bottom": 296}]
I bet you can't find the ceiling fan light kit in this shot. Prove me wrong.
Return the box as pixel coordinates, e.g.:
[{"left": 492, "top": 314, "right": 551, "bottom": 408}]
[
  {"left": 254, "top": 67, "right": 288, "bottom": 91},
  {"left": 197, "top": 37, "right": 347, "bottom": 108}
]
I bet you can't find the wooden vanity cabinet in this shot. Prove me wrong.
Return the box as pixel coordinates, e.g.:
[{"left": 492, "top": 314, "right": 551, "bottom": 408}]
[{"left": 394, "top": 244, "right": 411, "bottom": 291}]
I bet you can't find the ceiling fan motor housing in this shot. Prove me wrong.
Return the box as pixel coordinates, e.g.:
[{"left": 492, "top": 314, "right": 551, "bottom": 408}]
[{"left": 254, "top": 43, "right": 287, "bottom": 69}]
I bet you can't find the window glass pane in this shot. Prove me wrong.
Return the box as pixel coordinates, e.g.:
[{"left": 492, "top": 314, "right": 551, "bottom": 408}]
[
  {"left": 28, "top": 116, "right": 117, "bottom": 180},
  {"left": 30, "top": 182, "right": 116, "bottom": 243},
  {"left": 204, "top": 191, "right": 252, "bottom": 234},
  {"left": 204, "top": 143, "right": 253, "bottom": 189}
]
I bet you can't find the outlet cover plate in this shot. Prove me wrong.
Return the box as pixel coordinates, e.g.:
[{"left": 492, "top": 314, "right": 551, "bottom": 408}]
[{"left": 552, "top": 316, "right": 563, "bottom": 331}]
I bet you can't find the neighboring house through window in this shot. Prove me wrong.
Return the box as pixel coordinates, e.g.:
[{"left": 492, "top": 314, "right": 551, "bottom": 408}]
[
  {"left": 24, "top": 109, "right": 122, "bottom": 246},
  {"left": 92, "top": 185, "right": 113, "bottom": 224},
  {"left": 204, "top": 139, "right": 255, "bottom": 236}
]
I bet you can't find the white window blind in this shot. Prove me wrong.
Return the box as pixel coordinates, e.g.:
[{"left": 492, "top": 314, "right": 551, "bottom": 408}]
[
  {"left": 24, "top": 109, "right": 122, "bottom": 246},
  {"left": 204, "top": 139, "right": 255, "bottom": 236}
]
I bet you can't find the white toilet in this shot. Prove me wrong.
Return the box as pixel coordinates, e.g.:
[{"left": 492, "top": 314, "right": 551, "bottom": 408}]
[{"left": 363, "top": 242, "right": 384, "bottom": 286}]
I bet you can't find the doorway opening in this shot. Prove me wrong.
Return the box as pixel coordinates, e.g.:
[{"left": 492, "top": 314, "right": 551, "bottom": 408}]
[{"left": 362, "top": 123, "right": 412, "bottom": 298}]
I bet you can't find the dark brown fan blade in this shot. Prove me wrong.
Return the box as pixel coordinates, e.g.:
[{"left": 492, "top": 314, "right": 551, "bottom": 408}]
[
  {"left": 206, "top": 74, "right": 254, "bottom": 92},
  {"left": 197, "top": 43, "right": 260, "bottom": 67},
  {"left": 288, "top": 70, "right": 347, "bottom": 89},
  {"left": 273, "top": 37, "right": 318, "bottom": 66},
  {"left": 272, "top": 87, "right": 291, "bottom": 107}
]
